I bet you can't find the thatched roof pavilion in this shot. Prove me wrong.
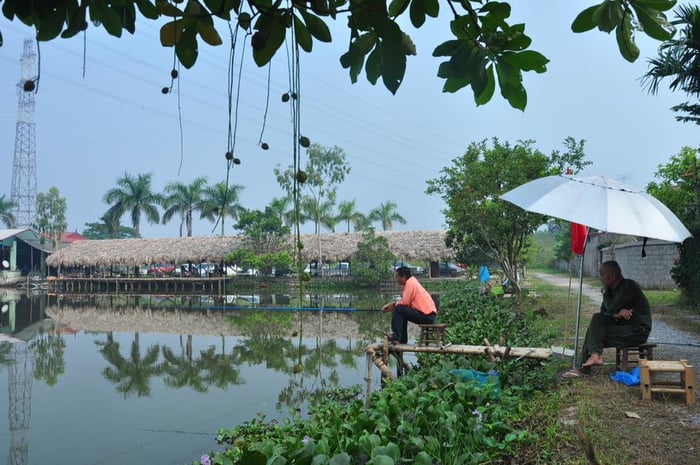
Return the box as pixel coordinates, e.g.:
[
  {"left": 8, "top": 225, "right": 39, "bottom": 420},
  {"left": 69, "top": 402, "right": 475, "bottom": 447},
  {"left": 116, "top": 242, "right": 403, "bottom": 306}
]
[{"left": 45, "top": 231, "right": 455, "bottom": 268}]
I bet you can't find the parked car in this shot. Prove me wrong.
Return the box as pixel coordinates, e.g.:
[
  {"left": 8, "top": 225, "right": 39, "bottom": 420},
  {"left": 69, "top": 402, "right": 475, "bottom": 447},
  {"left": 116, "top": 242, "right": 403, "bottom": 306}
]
[
  {"left": 438, "top": 262, "right": 466, "bottom": 277},
  {"left": 238, "top": 268, "right": 259, "bottom": 277},
  {"left": 147, "top": 264, "right": 175, "bottom": 276},
  {"left": 394, "top": 261, "right": 425, "bottom": 275},
  {"left": 304, "top": 263, "right": 329, "bottom": 276},
  {"left": 329, "top": 262, "right": 350, "bottom": 276},
  {"left": 270, "top": 266, "right": 293, "bottom": 277}
]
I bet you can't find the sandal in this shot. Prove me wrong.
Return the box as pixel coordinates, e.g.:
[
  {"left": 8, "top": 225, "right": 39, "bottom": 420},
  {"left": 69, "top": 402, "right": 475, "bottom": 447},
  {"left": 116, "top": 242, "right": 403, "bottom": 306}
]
[{"left": 559, "top": 369, "right": 584, "bottom": 381}]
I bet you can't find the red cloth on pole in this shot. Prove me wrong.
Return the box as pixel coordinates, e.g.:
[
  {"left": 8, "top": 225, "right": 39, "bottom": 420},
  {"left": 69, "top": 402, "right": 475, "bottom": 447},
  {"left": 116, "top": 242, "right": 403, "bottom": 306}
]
[{"left": 571, "top": 223, "right": 588, "bottom": 255}]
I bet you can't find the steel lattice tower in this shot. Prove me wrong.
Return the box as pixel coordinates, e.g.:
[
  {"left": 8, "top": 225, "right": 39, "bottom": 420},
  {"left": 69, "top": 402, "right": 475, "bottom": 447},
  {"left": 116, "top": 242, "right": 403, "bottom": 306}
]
[{"left": 10, "top": 38, "right": 38, "bottom": 228}]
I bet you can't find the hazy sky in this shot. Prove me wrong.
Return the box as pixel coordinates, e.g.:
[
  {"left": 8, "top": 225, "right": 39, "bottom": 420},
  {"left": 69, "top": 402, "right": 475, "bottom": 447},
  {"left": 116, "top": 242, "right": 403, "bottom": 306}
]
[{"left": 1, "top": 2, "right": 697, "bottom": 238}]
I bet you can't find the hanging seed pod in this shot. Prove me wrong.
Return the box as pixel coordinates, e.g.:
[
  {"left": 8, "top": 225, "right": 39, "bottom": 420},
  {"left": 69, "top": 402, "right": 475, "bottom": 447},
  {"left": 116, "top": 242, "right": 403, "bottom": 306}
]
[
  {"left": 233, "top": 158, "right": 241, "bottom": 165},
  {"left": 161, "top": 87, "right": 170, "bottom": 94},
  {"left": 225, "top": 151, "right": 234, "bottom": 160},
  {"left": 238, "top": 12, "right": 251, "bottom": 30},
  {"left": 281, "top": 93, "right": 290, "bottom": 102},
  {"left": 23, "top": 80, "right": 35, "bottom": 92},
  {"left": 296, "top": 170, "right": 308, "bottom": 183},
  {"left": 261, "top": 142, "right": 269, "bottom": 150},
  {"left": 170, "top": 69, "right": 178, "bottom": 79},
  {"left": 299, "top": 136, "right": 310, "bottom": 148}
]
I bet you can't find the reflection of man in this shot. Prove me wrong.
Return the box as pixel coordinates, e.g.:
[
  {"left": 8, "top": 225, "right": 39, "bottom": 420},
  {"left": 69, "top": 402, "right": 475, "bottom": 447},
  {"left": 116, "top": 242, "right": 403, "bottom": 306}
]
[
  {"left": 381, "top": 267, "right": 437, "bottom": 344},
  {"left": 562, "top": 260, "right": 651, "bottom": 379}
]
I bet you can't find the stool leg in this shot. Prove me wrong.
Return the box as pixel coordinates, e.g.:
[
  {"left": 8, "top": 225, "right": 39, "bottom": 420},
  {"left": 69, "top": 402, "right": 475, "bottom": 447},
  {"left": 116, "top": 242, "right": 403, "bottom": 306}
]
[
  {"left": 640, "top": 364, "right": 652, "bottom": 401},
  {"left": 621, "top": 348, "right": 629, "bottom": 372},
  {"left": 682, "top": 365, "right": 696, "bottom": 406},
  {"left": 616, "top": 348, "right": 622, "bottom": 370}
]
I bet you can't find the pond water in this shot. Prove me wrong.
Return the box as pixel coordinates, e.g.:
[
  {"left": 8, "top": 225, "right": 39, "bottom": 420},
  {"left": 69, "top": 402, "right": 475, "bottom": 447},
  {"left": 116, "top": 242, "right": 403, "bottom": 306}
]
[{"left": 0, "top": 291, "right": 397, "bottom": 465}]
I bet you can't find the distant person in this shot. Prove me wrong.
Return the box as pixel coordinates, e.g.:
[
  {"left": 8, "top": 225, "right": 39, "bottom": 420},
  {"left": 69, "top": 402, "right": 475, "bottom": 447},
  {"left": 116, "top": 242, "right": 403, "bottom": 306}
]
[
  {"left": 382, "top": 266, "right": 437, "bottom": 344},
  {"left": 561, "top": 260, "right": 651, "bottom": 379}
]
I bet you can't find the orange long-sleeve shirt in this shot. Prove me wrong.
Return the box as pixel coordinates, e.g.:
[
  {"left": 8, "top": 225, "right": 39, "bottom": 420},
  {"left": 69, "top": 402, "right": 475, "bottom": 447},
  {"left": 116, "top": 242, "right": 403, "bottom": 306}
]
[{"left": 397, "top": 276, "right": 437, "bottom": 315}]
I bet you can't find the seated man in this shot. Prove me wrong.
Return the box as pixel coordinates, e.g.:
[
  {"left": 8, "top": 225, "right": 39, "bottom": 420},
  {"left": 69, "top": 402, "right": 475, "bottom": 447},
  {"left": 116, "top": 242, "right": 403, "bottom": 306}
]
[
  {"left": 563, "top": 260, "right": 652, "bottom": 378},
  {"left": 382, "top": 266, "right": 437, "bottom": 344}
]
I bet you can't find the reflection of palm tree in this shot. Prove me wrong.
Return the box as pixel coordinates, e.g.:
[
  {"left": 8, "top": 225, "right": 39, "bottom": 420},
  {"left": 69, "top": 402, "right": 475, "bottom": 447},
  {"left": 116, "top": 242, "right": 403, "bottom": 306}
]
[
  {"left": 99, "top": 332, "right": 162, "bottom": 397},
  {"left": 198, "top": 343, "right": 244, "bottom": 389},
  {"left": 31, "top": 332, "right": 66, "bottom": 386},
  {"left": 161, "top": 334, "right": 207, "bottom": 392}
]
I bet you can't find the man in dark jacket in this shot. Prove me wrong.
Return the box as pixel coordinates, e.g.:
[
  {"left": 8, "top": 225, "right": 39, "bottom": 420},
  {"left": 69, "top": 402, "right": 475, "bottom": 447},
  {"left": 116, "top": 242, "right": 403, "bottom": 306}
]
[{"left": 563, "top": 260, "right": 651, "bottom": 378}]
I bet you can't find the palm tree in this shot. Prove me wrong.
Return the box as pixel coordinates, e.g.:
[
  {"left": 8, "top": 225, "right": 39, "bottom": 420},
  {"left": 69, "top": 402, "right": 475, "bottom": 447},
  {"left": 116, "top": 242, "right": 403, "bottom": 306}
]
[
  {"left": 368, "top": 200, "right": 406, "bottom": 231},
  {"left": 162, "top": 177, "right": 208, "bottom": 237},
  {"left": 0, "top": 195, "right": 17, "bottom": 228},
  {"left": 103, "top": 172, "right": 161, "bottom": 237},
  {"left": 336, "top": 199, "right": 362, "bottom": 233},
  {"left": 642, "top": 5, "right": 700, "bottom": 124},
  {"left": 201, "top": 181, "right": 244, "bottom": 236},
  {"left": 302, "top": 193, "right": 338, "bottom": 234},
  {"left": 268, "top": 195, "right": 296, "bottom": 228}
]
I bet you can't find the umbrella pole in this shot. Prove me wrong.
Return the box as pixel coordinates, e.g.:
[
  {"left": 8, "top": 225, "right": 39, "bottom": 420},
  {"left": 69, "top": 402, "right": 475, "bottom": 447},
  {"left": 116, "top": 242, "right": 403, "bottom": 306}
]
[{"left": 572, "top": 244, "right": 586, "bottom": 369}]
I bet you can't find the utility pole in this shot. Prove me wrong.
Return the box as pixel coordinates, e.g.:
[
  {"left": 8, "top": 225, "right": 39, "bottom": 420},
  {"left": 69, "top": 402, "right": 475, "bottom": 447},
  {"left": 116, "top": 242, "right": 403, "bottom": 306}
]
[{"left": 10, "top": 38, "right": 39, "bottom": 228}]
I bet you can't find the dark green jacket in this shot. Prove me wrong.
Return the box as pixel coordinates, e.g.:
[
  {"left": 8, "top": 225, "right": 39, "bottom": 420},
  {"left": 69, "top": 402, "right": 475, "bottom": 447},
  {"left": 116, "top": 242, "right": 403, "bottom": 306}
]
[{"left": 600, "top": 278, "right": 652, "bottom": 332}]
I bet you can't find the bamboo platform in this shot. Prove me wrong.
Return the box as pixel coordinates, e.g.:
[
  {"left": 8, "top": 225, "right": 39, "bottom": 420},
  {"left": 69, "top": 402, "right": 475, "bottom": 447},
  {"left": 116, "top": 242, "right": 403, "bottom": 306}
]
[{"left": 363, "top": 338, "right": 552, "bottom": 409}]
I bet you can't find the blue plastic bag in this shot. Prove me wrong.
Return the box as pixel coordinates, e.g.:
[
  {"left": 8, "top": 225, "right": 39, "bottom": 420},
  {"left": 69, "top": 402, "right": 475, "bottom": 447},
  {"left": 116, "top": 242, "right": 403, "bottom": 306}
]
[
  {"left": 609, "top": 366, "right": 640, "bottom": 386},
  {"left": 450, "top": 368, "right": 501, "bottom": 399}
]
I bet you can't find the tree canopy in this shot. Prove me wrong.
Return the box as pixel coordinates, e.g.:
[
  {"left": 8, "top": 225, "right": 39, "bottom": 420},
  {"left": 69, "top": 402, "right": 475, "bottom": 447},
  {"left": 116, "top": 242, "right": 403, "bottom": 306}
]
[
  {"left": 0, "top": 0, "right": 677, "bottom": 110},
  {"left": 426, "top": 136, "right": 589, "bottom": 292}
]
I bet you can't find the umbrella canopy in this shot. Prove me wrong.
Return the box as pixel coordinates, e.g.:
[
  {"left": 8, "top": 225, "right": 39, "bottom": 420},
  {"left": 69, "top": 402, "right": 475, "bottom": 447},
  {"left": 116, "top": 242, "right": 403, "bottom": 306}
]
[{"left": 500, "top": 175, "right": 691, "bottom": 243}]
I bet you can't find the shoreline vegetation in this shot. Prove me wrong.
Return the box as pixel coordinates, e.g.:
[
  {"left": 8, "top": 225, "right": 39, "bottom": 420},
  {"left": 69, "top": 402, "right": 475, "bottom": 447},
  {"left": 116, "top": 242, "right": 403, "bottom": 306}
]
[{"left": 189, "top": 272, "right": 699, "bottom": 465}]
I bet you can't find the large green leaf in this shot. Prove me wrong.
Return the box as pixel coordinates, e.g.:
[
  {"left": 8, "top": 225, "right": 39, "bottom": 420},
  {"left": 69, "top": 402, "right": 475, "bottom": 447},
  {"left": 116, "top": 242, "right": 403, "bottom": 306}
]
[
  {"left": 36, "top": 3, "right": 66, "bottom": 41},
  {"left": 197, "top": 21, "right": 223, "bottom": 46},
  {"left": 409, "top": 0, "right": 426, "bottom": 28},
  {"left": 433, "top": 39, "right": 464, "bottom": 57},
  {"left": 424, "top": 0, "right": 439, "bottom": 18},
  {"left": 365, "top": 46, "right": 381, "bottom": 84},
  {"left": 474, "top": 64, "right": 496, "bottom": 105},
  {"left": 294, "top": 14, "right": 313, "bottom": 52},
  {"left": 90, "top": 0, "right": 123, "bottom": 37},
  {"left": 632, "top": 3, "right": 673, "bottom": 40},
  {"left": 135, "top": 0, "right": 159, "bottom": 20},
  {"left": 593, "top": 0, "right": 622, "bottom": 33},
  {"left": 500, "top": 50, "right": 549, "bottom": 72},
  {"left": 160, "top": 19, "right": 183, "bottom": 47},
  {"left": 380, "top": 22, "right": 407, "bottom": 94},
  {"left": 176, "top": 26, "right": 199, "bottom": 68},
  {"left": 252, "top": 15, "right": 287, "bottom": 67},
  {"left": 156, "top": 0, "right": 184, "bottom": 17},
  {"left": 300, "top": 10, "right": 331, "bottom": 42},
  {"left": 615, "top": 15, "right": 639, "bottom": 62},
  {"left": 388, "top": 0, "right": 409, "bottom": 17},
  {"left": 571, "top": 5, "right": 599, "bottom": 32},
  {"left": 501, "top": 82, "right": 526, "bottom": 110},
  {"left": 340, "top": 44, "right": 364, "bottom": 82}
]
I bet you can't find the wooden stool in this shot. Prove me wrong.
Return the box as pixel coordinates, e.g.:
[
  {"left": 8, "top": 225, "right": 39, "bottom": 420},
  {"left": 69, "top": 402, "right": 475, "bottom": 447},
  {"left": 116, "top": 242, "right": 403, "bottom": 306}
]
[
  {"left": 640, "top": 359, "right": 696, "bottom": 406},
  {"left": 418, "top": 324, "right": 447, "bottom": 346},
  {"left": 615, "top": 343, "right": 657, "bottom": 371}
]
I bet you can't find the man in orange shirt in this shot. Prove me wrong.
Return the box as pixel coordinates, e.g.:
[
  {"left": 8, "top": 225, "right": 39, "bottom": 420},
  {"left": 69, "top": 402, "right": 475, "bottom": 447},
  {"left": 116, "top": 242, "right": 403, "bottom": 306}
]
[{"left": 382, "top": 266, "right": 437, "bottom": 344}]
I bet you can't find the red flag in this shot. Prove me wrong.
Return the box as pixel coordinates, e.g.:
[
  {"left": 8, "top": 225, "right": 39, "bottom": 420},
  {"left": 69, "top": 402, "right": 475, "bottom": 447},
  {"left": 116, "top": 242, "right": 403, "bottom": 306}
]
[{"left": 571, "top": 223, "right": 588, "bottom": 255}]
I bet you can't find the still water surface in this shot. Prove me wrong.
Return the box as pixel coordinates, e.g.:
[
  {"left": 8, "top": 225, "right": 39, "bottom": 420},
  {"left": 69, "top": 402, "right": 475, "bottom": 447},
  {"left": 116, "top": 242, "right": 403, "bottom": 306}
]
[{"left": 0, "top": 292, "right": 391, "bottom": 465}]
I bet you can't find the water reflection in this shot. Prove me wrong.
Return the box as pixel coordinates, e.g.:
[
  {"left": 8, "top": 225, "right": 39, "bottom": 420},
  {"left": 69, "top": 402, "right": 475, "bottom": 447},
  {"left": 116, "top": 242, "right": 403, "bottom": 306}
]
[{"left": 1, "top": 291, "right": 387, "bottom": 465}]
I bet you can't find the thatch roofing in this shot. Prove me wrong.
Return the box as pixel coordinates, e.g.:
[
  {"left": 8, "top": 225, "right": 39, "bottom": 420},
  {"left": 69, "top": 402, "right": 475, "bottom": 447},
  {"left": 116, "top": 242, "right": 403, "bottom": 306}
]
[{"left": 45, "top": 231, "right": 455, "bottom": 267}]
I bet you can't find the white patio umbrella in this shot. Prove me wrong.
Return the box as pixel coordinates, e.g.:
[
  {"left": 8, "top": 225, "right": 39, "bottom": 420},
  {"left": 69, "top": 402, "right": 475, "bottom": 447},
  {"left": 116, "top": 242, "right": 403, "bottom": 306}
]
[{"left": 500, "top": 174, "right": 692, "bottom": 366}]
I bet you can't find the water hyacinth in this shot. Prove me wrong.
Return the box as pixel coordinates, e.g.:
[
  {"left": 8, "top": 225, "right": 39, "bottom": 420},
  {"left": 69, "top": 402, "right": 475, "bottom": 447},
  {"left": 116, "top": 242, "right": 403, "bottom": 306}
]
[{"left": 200, "top": 453, "right": 211, "bottom": 465}]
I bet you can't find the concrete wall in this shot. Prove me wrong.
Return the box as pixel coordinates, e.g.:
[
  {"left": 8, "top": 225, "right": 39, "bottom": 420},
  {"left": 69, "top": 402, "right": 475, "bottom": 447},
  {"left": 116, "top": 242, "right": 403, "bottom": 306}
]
[
  {"left": 601, "top": 240, "right": 680, "bottom": 289},
  {"left": 553, "top": 233, "right": 681, "bottom": 289}
]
